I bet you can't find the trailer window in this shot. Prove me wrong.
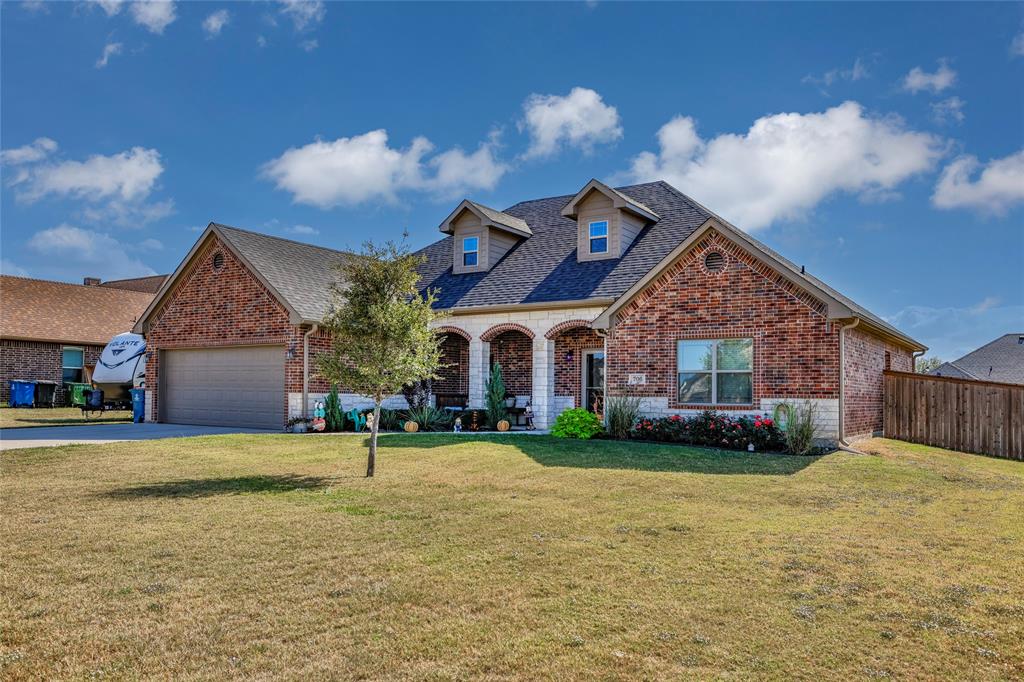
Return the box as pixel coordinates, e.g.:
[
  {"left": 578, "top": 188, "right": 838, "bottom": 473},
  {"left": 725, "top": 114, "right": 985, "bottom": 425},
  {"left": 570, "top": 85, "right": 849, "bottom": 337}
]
[{"left": 62, "top": 347, "right": 84, "bottom": 383}]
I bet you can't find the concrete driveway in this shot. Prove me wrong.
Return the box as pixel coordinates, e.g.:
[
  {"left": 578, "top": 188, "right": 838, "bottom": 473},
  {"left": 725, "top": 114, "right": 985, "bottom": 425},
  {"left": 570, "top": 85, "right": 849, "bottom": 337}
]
[{"left": 0, "top": 423, "right": 277, "bottom": 451}]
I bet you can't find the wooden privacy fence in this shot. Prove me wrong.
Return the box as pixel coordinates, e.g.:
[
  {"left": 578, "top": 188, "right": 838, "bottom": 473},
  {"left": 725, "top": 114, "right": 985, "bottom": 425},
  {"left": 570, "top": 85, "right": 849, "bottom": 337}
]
[{"left": 883, "top": 370, "right": 1023, "bottom": 461}]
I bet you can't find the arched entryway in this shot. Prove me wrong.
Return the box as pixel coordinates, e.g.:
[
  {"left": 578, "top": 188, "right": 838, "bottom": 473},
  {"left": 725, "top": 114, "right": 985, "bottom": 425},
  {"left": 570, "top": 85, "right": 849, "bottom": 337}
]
[
  {"left": 434, "top": 327, "right": 470, "bottom": 408},
  {"left": 551, "top": 324, "right": 604, "bottom": 414},
  {"left": 487, "top": 329, "right": 533, "bottom": 402}
]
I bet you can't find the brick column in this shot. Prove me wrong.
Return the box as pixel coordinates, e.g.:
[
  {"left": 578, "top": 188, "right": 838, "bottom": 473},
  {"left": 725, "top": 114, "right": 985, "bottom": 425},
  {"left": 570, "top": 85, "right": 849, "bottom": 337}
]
[
  {"left": 531, "top": 336, "right": 555, "bottom": 428},
  {"left": 468, "top": 339, "right": 489, "bottom": 409}
]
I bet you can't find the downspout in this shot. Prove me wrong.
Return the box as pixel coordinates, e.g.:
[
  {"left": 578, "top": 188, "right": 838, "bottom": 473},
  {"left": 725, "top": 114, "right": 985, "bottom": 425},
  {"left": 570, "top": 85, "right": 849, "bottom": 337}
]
[
  {"left": 595, "top": 328, "right": 609, "bottom": 426},
  {"left": 837, "top": 318, "right": 863, "bottom": 453},
  {"left": 912, "top": 350, "right": 926, "bottom": 372},
  {"left": 302, "top": 324, "right": 318, "bottom": 418}
]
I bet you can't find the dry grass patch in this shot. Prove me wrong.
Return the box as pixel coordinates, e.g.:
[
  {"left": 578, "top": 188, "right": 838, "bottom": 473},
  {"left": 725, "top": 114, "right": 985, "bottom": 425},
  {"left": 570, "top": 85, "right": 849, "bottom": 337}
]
[
  {"left": 1, "top": 406, "right": 130, "bottom": 429},
  {"left": 1, "top": 435, "right": 1022, "bottom": 679}
]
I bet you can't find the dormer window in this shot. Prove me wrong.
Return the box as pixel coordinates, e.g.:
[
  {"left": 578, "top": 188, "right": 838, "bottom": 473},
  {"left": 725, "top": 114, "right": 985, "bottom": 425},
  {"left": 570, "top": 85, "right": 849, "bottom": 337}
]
[
  {"left": 462, "top": 236, "right": 479, "bottom": 267},
  {"left": 588, "top": 221, "right": 609, "bottom": 254}
]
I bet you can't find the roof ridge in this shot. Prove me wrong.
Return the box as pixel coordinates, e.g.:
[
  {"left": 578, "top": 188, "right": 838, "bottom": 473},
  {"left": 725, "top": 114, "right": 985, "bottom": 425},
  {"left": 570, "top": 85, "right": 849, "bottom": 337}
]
[
  {"left": 955, "top": 333, "right": 1024, "bottom": 362},
  {"left": 212, "top": 223, "right": 355, "bottom": 257},
  {"left": 0, "top": 273, "right": 157, "bottom": 292}
]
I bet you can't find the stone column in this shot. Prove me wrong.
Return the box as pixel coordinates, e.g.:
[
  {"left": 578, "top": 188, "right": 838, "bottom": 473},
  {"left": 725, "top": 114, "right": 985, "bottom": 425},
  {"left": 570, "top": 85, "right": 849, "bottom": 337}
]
[
  {"left": 531, "top": 336, "right": 555, "bottom": 429},
  {"left": 468, "top": 339, "right": 489, "bottom": 409}
]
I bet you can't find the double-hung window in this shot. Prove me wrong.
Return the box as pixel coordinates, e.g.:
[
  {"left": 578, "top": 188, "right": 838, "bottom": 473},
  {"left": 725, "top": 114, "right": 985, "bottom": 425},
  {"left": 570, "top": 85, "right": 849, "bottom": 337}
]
[
  {"left": 677, "top": 338, "right": 753, "bottom": 404},
  {"left": 462, "top": 236, "right": 479, "bottom": 267},
  {"left": 588, "top": 221, "right": 608, "bottom": 254},
  {"left": 62, "top": 347, "right": 84, "bottom": 383}
]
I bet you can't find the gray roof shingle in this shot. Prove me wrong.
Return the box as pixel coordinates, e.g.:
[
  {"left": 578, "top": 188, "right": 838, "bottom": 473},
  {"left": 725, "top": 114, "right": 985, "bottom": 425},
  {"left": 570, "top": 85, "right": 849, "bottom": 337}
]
[{"left": 929, "top": 334, "right": 1024, "bottom": 384}]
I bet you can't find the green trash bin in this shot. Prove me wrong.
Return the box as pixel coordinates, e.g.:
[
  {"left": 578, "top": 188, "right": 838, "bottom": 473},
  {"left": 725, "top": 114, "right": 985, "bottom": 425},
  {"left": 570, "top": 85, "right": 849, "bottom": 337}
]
[{"left": 66, "top": 382, "right": 92, "bottom": 407}]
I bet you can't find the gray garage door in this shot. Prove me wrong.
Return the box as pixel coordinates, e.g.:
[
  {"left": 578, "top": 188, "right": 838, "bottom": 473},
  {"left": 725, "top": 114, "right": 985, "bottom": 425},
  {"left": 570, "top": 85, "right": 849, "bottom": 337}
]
[{"left": 161, "top": 346, "right": 285, "bottom": 429}]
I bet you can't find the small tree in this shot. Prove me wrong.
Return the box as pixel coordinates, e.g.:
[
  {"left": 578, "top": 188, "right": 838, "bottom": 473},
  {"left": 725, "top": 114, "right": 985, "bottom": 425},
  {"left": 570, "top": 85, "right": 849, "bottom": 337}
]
[
  {"left": 915, "top": 356, "right": 943, "bottom": 374},
  {"left": 485, "top": 362, "right": 509, "bottom": 429},
  {"left": 324, "top": 385, "right": 344, "bottom": 433},
  {"left": 318, "top": 241, "right": 443, "bottom": 477}
]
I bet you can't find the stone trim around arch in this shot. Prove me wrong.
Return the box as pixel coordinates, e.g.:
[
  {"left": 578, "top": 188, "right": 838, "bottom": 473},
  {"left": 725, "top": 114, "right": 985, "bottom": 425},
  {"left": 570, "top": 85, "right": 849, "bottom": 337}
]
[
  {"left": 435, "top": 325, "right": 471, "bottom": 341},
  {"left": 544, "top": 318, "right": 595, "bottom": 340},
  {"left": 480, "top": 322, "right": 535, "bottom": 342}
]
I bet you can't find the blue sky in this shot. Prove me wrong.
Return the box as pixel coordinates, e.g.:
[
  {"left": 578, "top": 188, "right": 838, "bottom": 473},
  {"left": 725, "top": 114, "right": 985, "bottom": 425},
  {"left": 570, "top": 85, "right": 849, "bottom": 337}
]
[{"left": 2, "top": 1, "right": 1022, "bottom": 360}]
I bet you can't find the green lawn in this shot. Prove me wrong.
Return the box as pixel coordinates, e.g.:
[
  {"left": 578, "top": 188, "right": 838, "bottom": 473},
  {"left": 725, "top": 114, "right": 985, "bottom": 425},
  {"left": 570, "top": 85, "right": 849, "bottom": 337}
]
[
  {"left": 1, "top": 435, "right": 1021, "bottom": 680},
  {"left": 1, "top": 406, "right": 131, "bottom": 429}
]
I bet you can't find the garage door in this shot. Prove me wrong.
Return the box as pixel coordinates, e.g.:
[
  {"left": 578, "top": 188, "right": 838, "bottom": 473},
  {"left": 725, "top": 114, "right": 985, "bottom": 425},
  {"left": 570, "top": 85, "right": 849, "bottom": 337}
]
[{"left": 161, "top": 346, "right": 285, "bottom": 429}]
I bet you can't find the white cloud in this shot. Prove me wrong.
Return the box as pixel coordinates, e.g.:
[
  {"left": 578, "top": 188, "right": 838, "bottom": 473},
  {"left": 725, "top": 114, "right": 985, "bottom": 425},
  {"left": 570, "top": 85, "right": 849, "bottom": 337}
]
[
  {"left": 930, "top": 96, "right": 965, "bottom": 125},
  {"left": 278, "top": 0, "right": 324, "bottom": 31},
  {"left": 10, "top": 146, "right": 164, "bottom": 203},
  {"left": 520, "top": 87, "right": 623, "bottom": 159},
  {"left": 626, "top": 101, "right": 945, "bottom": 230},
  {"left": 0, "top": 259, "right": 31, "bottom": 277},
  {"left": 27, "top": 225, "right": 156, "bottom": 280},
  {"left": 130, "top": 1, "right": 176, "bottom": 34},
  {"left": 262, "top": 129, "right": 507, "bottom": 207},
  {"left": 202, "top": 9, "right": 230, "bottom": 38},
  {"left": 931, "top": 149, "right": 1024, "bottom": 215},
  {"left": 886, "top": 300, "right": 1024, "bottom": 361},
  {"left": 802, "top": 57, "right": 871, "bottom": 94},
  {"left": 21, "top": 1, "right": 49, "bottom": 13},
  {"left": 95, "top": 42, "right": 123, "bottom": 69},
  {"left": 1011, "top": 32, "right": 1024, "bottom": 57},
  {"left": 257, "top": 35, "right": 268, "bottom": 48},
  {"left": 902, "top": 60, "right": 956, "bottom": 94},
  {"left": 92, "top": 0, "right": 124, "bottom": 16},
  {"left": 0, "top": 137, "right": 57, "bottom": 165},
  {"left": 300, "top": 38, "right": 318, "bottom": 52},
  {"left": 285, "top": 224, "right": 318, "bottom": 236}
]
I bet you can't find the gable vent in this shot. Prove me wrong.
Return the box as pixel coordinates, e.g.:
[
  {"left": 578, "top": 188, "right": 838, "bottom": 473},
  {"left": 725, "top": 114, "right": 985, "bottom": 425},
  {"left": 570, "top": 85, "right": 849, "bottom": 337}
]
[
  {"left": 703, "top": 251, "right": 726, "bottom": 273},
  {"left": 212, "top": 251, "right": 225, "bottom": 271}
]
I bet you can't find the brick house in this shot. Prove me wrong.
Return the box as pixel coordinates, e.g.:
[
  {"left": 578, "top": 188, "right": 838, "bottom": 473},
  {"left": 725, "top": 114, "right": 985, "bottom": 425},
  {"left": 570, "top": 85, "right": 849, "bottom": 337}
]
[
  {"left": 136, "top": 179, "right": 924, "bottom": 442},
  {"left": 1, "top": 275, "right": 164, "bottom": 405}
]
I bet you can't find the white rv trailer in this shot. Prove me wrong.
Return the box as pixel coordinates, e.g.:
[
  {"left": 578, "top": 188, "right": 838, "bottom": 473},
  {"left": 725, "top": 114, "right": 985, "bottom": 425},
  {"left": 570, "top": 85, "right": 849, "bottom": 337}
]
[{"left": 91, "top": 332, "right": 147, "bottom": 403}]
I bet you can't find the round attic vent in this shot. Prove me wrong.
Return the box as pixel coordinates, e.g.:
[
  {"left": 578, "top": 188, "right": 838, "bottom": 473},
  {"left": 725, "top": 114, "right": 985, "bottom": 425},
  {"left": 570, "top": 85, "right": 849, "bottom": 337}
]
[
  {"left": 212, "top": 251, "right": 225, "bottom": 271},
  {"left": 703, "top": 251, "right": 726, "bottom": 273}
]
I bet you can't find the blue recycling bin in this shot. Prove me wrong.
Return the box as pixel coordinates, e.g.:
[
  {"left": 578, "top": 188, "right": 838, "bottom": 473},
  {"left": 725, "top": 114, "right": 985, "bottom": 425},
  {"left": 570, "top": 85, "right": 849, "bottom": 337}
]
[
  {"left": 130, "top": 388, "right": 145, "bottom": 423},
  {"left": 9, "top": 380, "right": 35, "bottom": 407}
]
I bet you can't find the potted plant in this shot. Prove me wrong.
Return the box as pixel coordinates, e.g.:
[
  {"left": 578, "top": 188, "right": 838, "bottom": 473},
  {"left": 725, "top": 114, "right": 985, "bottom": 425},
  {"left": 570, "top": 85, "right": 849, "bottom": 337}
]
[{"left": 287, "top": 417, "right": 311, "bottom": 433}]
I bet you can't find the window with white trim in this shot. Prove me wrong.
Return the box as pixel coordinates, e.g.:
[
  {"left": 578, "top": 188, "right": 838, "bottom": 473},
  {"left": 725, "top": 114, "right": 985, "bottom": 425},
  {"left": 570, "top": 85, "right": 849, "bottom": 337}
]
[
  {"left": 62, "top": 347, "right": 84, "bottom": 383},
  {"left": 462, "top": 236, "right": 479, "bottom": 267},
  {"left": 588, "top": 220, "right": 608, "bottom": 254},
  {"left": 677, "top": 338, "right": 753, "bottom": 404}
]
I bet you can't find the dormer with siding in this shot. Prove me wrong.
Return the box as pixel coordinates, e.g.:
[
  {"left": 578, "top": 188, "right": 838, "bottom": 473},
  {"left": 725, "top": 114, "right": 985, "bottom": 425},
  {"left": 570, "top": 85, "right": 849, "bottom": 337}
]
[
  {"left": 439, "top": 200, "right": 532, "bottom": 274},
  {"left": 561, "top": 179, "right": 660, "bottom": 262}
]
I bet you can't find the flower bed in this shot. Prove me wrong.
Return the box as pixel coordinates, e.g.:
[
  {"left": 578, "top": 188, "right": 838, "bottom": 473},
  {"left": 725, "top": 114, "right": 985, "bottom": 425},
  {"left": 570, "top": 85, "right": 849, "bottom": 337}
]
[{"left": 630, "top": 410, "right": 785, "bottom": 452}]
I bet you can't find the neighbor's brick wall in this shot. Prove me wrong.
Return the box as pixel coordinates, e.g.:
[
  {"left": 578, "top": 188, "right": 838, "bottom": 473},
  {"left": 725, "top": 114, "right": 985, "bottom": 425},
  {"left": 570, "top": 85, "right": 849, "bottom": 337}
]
[
  {"left": 435, "top": 333, "right": 469, "bottom": 395},
  {"left": 843, "top": 326, "right": 913, "bottom": 439},
  {"left": 489, "top": 330, "right": 532, "bottom": 397},
  {"left": 607, "top": 230, "right": 840, "bottom": 409},
  {"left": 1, "top": 339, "right": 102, "bottom": 405},
  {"left": 553, "top": 327, "right": 604, "bottom": 409},
  {"left": 144, "top": 235, "right": 316, "bottom": 424}
]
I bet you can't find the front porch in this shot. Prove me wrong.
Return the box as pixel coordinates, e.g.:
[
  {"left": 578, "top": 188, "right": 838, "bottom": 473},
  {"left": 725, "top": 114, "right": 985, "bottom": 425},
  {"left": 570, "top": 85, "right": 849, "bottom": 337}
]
[{"left": 430, "top": 308, "right": 608, "bottom": 429}]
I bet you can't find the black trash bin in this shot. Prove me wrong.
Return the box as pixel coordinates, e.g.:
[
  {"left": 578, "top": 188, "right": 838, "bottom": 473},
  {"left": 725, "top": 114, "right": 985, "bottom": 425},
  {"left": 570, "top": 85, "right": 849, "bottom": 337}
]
[
  {"left": 33, "top": 380, "right": 59, "bottom": 408},
  {"left": 84, "top": 388, "right": 105, "bottom": 410}
]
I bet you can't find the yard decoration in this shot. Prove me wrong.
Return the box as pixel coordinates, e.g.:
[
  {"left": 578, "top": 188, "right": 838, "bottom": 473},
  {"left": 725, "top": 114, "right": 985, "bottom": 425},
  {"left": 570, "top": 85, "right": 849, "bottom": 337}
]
[
  {"left": 311, "top": 400, "right": 326, "bottom": 432},
  {"left": 453, "top": 417, "right": 462, "bottom": 433},
  {"left": 485, "top": 362, "right": 510, "bottom": 429},
  {"left": 317, "top": 240, "right": 443, "bottom": 477},
  {"left": 346, "top": 408, "right": 366, "bottom": 432},
  {"left": 496, "top": 419, "right": 510, "bottom": 432},
  {"left": 404, "top": 421, "right": 419, "bottom": 432}
]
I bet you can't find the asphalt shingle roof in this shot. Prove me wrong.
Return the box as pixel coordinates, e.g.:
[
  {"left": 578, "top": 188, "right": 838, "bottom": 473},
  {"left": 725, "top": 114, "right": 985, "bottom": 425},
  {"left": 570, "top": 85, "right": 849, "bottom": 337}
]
[
  {"left": 99, "top": 274, "right": 168, "bottom": 294},
  {"left": 416, "top": 181, "right": 710, "bottom": 308},
  {"left": 1, "top": 275, "right": 156, "bottom": 345},
  {"left": 929, "top": 334, "right": 1024, "bottom": 384},
  {"left": 467, "top": 201, "right": 532, "bottom": 236},
  {"left": 214, "top": 225, "right": 352, "bottom": 321}
]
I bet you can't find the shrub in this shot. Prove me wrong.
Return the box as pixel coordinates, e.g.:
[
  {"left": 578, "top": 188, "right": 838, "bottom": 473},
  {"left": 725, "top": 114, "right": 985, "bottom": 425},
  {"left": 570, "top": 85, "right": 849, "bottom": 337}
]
[
  {"left": 485, "top": 362, "right": 509, "bottom": 429},
  {"left": 629, "top": 410, "right": 784, "bottom": 452},
  {"left": 404, "top": 404, "right": 453, "bottom": 432},
  {"left": 324, "top": 386, "right": 345, "bottom": 433},
  {"left": 605, "top": 395, "right": 642, "bottom": 440},
  {"left": 775, "top": 401, "right": 818, "bottom": 455},
  {"left": 376, "top": 408, "right": 403, "bottom": 431},
  {"left": 551, "top": 408, "right": 603, "bottom": 439}
]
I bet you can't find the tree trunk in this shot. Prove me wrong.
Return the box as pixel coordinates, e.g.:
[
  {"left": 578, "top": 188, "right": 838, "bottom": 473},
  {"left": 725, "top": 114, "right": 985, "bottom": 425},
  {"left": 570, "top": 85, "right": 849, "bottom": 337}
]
[{"left": 366, "top": 401, "right": 382, "bottom": 477}]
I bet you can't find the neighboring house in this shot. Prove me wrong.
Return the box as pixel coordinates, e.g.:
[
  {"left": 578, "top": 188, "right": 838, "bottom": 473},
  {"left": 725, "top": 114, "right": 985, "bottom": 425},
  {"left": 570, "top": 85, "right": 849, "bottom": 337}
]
[
  {"left": 1, "top": 275, "right": 165, "bottom": 405},
  {"left": 929, "top": 334, "right": 1024, "bottom": 385},
  {"left": 135, "top": 179, "right": 925, "bottom": 442}
]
